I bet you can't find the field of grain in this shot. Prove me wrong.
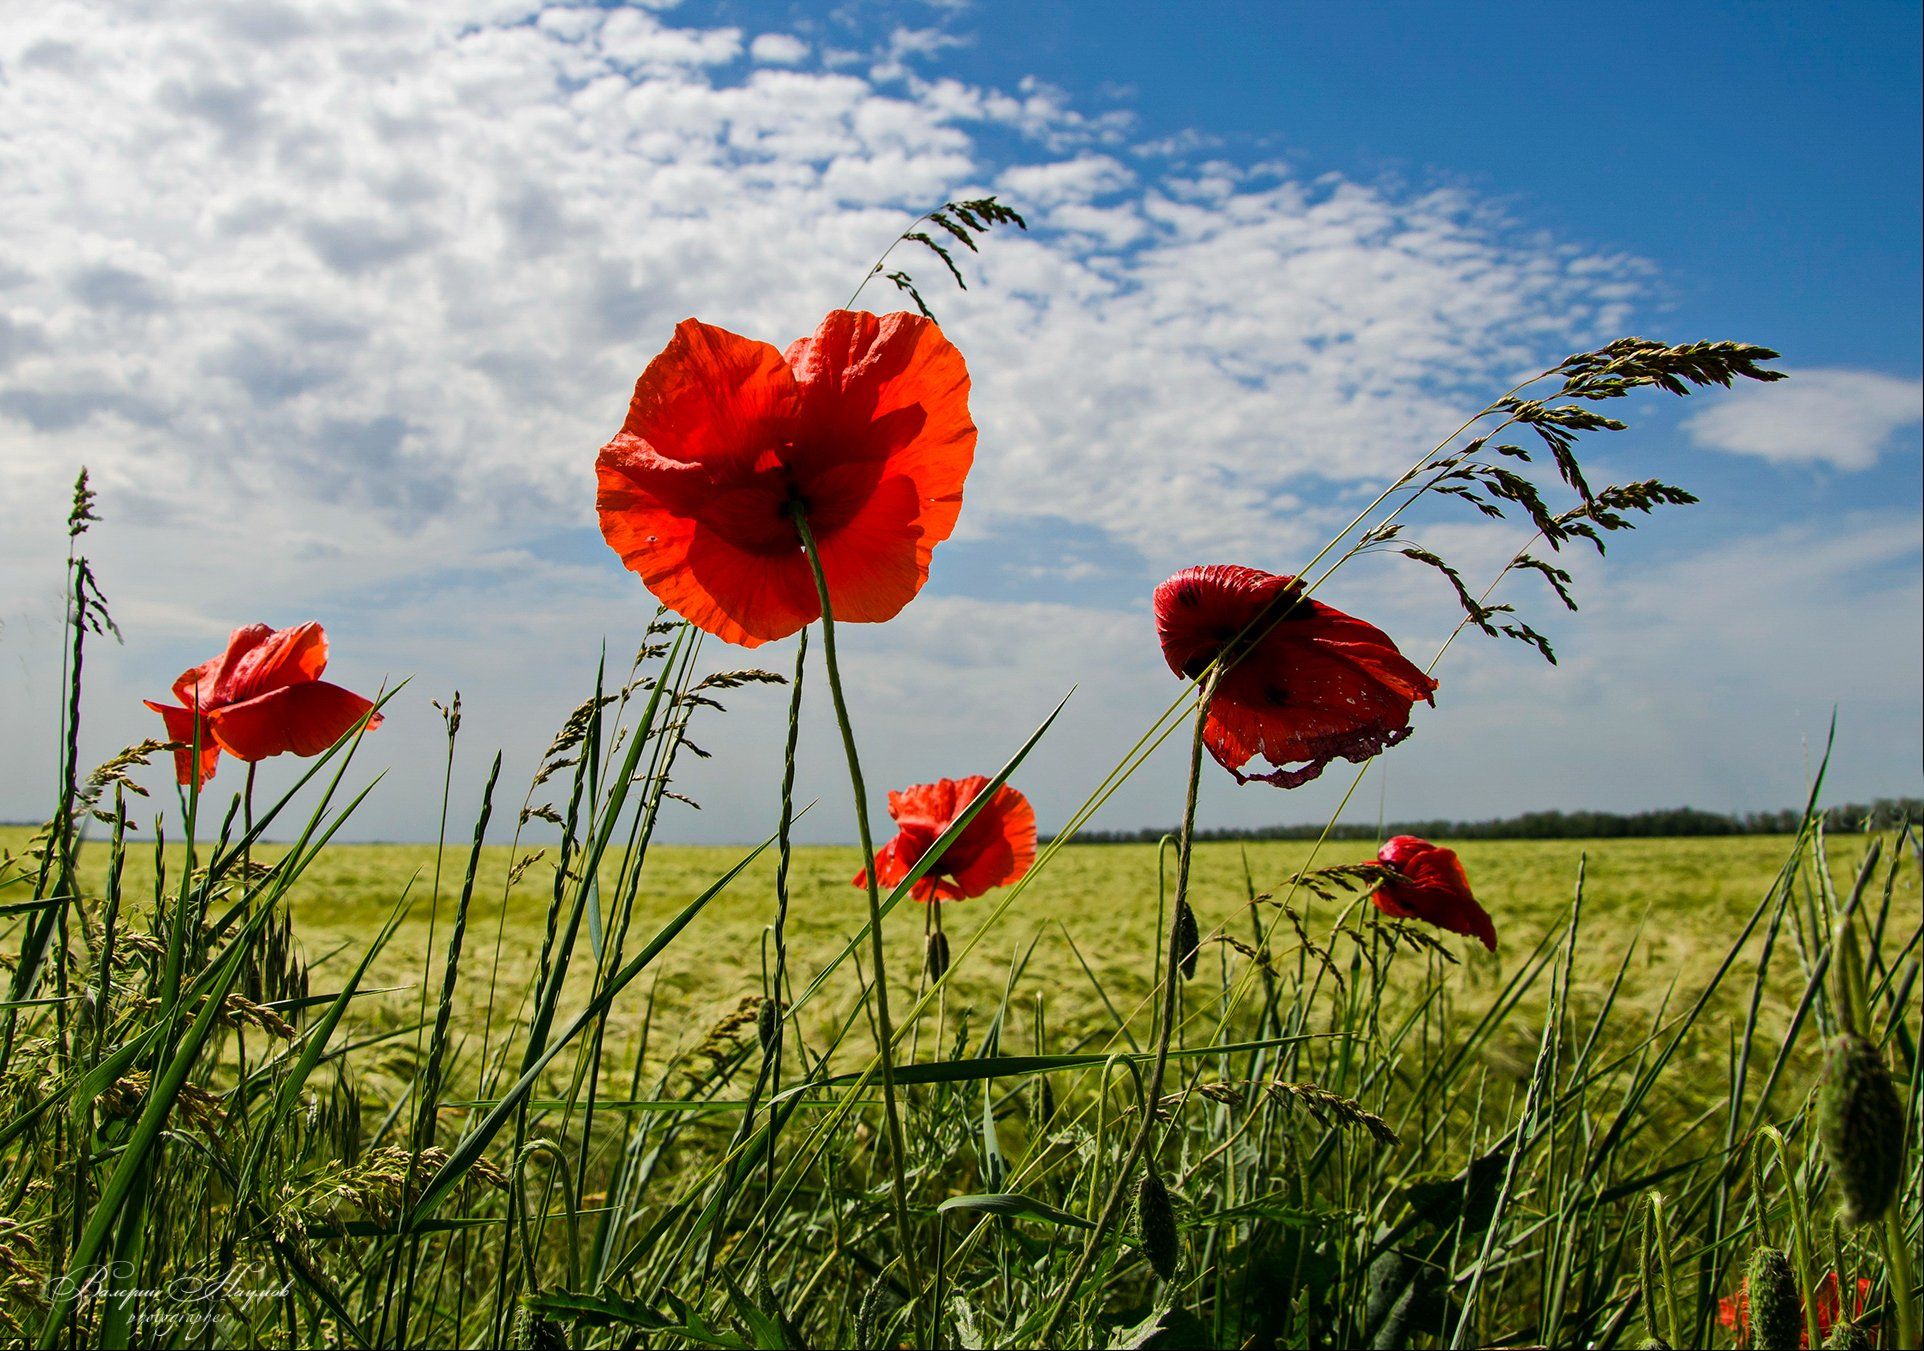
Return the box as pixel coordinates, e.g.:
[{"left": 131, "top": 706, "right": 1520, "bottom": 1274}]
[{"left": 10, "top": 826, "right": 1897, "bottom": 1097}]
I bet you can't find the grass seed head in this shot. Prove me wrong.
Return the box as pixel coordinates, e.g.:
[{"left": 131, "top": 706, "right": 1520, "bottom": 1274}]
[
  {"left": 854, "top": 1279, "right": 890, "bottom": 1349},
  {"left": 1137, "top": 1168, "right": 1179, "bottom": 1281},
  {"left": 1744, "top": 1247, "right": 1800, "bottom": 1351},
  {"left": 1817, "top": 1033, "right": 1905, "bottom": 1225}
]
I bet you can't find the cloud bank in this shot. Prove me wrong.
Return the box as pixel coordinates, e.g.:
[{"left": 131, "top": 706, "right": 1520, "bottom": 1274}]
[{"left": 1, "top": 1, "right": 1916, "bottom": 843}]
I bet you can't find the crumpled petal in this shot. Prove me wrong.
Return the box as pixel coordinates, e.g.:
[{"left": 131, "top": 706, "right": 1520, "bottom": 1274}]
[
  {"left": 1371, "top": 835, "right": 1496, "bottom": 951},
  {"left": 1153, "top": 564, "right": 1437, "bottom": 788}
]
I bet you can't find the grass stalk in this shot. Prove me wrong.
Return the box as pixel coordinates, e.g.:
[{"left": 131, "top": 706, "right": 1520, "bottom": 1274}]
[{"left": 787, "top": 505, "right": 921, "bottom": 1300}]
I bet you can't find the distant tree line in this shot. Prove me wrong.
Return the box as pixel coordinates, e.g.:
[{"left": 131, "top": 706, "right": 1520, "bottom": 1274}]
[{"left": 1063, "top": 798, "right": 1922, "bottom": 845}]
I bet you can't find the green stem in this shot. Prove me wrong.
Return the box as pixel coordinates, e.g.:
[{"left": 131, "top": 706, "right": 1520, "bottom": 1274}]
[
  {"left": 1760, "top": 1127, "right": 1823, "bottom": 1351},
  {"left": 1036, "top": 676, "right": 1215, "bottom": 1346},
  {"left": 768, "top": 626, "right": 807, "bottom": 1189},
  {"left": 788, "top": 506, "right": 922, "bottom": 1298},
  {"left": 1883, "top": 1204, "right": 1919, "bottom": 1351}
]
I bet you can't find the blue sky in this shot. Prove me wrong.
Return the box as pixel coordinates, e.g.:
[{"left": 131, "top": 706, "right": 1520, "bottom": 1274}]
[{"left": 1, "top": 0, "right": 1918, "bottom": 843}]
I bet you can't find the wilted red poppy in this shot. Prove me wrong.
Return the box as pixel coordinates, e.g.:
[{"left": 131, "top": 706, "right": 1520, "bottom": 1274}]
[
  {"left": 596, "top": 310, "right": 975, "bottom": 648},
  {"left": 1153, "top": 565, "right": 1438, "bottom": 789},
  {"left": 854, "top": 776, "right": 1036, "bottom": 902},
  {"left": 1370, "top": 836, "right": 1497, "bottom": 951},
  {"left": 1720, "top": 1271, "right": 1872, "bottom": 1347},
  {"left": 144, "top": 622, "right": 382, "bottom": 788}
]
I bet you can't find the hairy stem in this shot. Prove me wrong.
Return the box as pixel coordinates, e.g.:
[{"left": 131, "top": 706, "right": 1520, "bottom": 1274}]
[
  {"left": 1036, "top": 676, "right": 1214, "bottom": 1346},
  {"left": 788, "top": 506, "right": 921, "bottom": 1298}
]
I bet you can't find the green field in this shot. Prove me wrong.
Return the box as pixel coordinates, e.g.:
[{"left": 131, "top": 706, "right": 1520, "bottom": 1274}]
[{"left": 11, "top": 826, "right": 1900, "bottom": 1086}]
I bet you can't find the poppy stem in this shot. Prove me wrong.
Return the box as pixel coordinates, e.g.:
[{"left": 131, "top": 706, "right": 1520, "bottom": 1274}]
[
  {"left": 242, "top": 762, "right": 256, "bottom": 891},
  {"left": 1037, "top": 674, "right": 1216, "bottom": 1346},
  {"left": 788, "top": 505, "right": 923, "bottom": 1297}
]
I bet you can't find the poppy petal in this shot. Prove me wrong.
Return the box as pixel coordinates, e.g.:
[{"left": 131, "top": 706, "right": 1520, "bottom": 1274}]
[
  {"left": 1371, "top": 837, "right": 1496, "bottom": 951},
  {"left": 220, "top": 622, "right": 330, "bottom": 705},
  {"left": 598, "top": 312, "right": 973, "bottom": 646},
  {"left": 787, "top": 310, "right": 975, "bottom": 550},
  {"left": 948, "top": 785, "right": 1037, "bottom": 897},
  {"left": 596, "top": 456, "right": 820, "bottom": 647},
  {"left": 169, "top": 654, "right": 225, "bottom": 710},
  {"left": 145, "top": 700, "right": 221, "bottom": 788},
  {"left": 858, "top": 776, "right": 1036, "bottom": 903},
  {"left": 618, "top": 319, "right": 799, "bottom": 470},
  {"left": 208, "top": 681, "right": 381, "bottom": 762},
  {"left": 811, "top": 472, "right": 930, "bottom": 623}
]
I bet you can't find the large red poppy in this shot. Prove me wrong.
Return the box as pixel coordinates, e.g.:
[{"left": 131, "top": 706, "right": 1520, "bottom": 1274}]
[
  {"left": 596, "top": 310, "right": 975, "bottom": 648},
  {"left": 1370, "top": 836, "right": 1497, "bottom": 951},
  {"left": 144, "top": 622, "right": 383, "bottom": 788},
  {"left": 854, "top": 776, "right": 1037, "bottom": 903},
  {"left": 1153, "top": 565, "right": 1438, "bottom": 789}
]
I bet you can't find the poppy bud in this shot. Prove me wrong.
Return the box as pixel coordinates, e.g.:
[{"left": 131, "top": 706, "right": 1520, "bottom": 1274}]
[
  {"left": 1744, "top": 1248, "right": 1800, "bottom": 1351},
  {"left": 757, "top": 997, "right": 779, "bottom": 1052},
  {"left": 926, "top": 930, "right": 950, "bottom": 982},
  {"left": 1824, "top": 1319, "right": 1872, "bottom": 1351},
  {"left": 1137, "top": 1168, "right": 1179, "bottom": 1281},
  {"left": 1173, "top": 901, "right": 1200, "bottom": 981},
  {"left": 513, "top": 1305, "right": 569, "bottom": 1351},
  {"left": 1038, "top": 1077, "right": 1056, "bottom": 1124},
  {"left": 1818, "top": 1033, "right": 1904, "bottom": 1225}
]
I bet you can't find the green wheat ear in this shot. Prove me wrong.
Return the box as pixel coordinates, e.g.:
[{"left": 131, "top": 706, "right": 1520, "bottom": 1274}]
[
  {"left": 1744, "top": 1247, "right": 1801, "bottom": 1351},
  {"left": 1136, "top": 1168, "right": 1179, "bottom": 1282},
  {"left": 1817, "top": 1033, "right": 1905, "bottom": 1225}
]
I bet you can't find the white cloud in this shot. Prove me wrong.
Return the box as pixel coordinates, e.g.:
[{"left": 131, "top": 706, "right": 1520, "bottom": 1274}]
[
  {"left": 749, "top": 33, "right": 808, "bottom": 66},
  {"left": 0, "top": 1, "right": 1910, "bottom": 843},
  {"left": 1684, "top": 367, "right": 1922, "bottom": 470}
]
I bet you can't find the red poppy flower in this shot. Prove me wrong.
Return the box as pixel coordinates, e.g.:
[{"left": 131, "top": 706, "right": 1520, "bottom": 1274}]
[
  {"left": 1720, "top": 1271, "right": 1872, "bottom": 1347},
  {"left": 596, "top": 310, "right": 975, "bottom": 648},
  {"left": 853, "top": 776, "right": 1037, "bottom": 903},
  {"left": 1153, "top": 565, "right": 1438, "bottom": 789},
  {"left": 1371, "top": 836, "right": 1497, "bottom": 951},
  {"left": 144, "top": 622, "right": 383, "bottom": 788}
]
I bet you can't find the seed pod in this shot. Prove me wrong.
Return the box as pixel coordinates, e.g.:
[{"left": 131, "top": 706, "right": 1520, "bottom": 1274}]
[
  {"left": 757, "top": 997, "right": 779, "bottom": 1052},
  {"left": 1824, "top": 1319, "right": 1872, "bottom": 1351},
  {"left": 1818, "top": 1033, "right": 1905, "bottom": 1225},
  {"left": 926, "top": 929, "right": 950, "bottom": 982},
  {"left": 1173, "top": 901, "right": 1199, "bottom": 981},
  {"left": 1744, "top": 1247, "right": 1800, "bottom": 1351},
  {"left": 1137, "top": 1168, "right": 1179, "bottom": 1281}
]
